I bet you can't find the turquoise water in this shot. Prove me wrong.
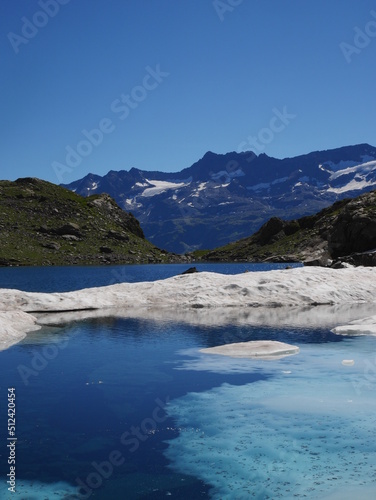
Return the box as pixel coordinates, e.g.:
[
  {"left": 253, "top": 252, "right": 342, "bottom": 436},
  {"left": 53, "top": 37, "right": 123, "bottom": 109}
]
[{"left": 1, "top": 263, "right": 376, "bottom": 499}]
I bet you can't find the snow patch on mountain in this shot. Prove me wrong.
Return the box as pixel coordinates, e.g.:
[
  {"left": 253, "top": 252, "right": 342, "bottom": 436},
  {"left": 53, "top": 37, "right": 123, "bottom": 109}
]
[
  {"left": 328, "top": 160, "right": 376, "bottom": 194},
  {"left": 141, "top": 179, "right": 189, "bottom": 197},
  {"left": 329, "top": 160, "right": 376, "bottom": 181},
  {"left": 318, "top": 164, "right": 332, "bottom": 173},
  {"left": 328, "top": 178, "right": 376, "bottom": 194},
  {"left": 191, "top": 182, "right": 208, "bottom": 197}
]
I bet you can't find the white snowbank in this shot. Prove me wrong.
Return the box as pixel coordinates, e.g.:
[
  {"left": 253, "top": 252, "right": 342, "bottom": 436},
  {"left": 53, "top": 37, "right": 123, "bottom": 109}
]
[
  {"left": 0, "top": 311, "right": 40, "bottom": 350},
  {"left": 200, "top": 340, "right": 299, "bottom": 359},
  {"left": 1, "top": 267, "right": 376, "bottom": 349}
]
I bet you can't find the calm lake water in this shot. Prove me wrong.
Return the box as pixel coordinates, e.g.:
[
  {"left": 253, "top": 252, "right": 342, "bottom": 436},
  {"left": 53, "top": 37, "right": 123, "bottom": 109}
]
[{"left": 1, "top": 263, "right": 376, "bottom": 499}]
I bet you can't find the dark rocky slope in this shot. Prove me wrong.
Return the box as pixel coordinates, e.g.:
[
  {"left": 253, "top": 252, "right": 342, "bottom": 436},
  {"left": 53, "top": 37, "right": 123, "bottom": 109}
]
[{"left": 201, "top": 190, "right": 376, "bottom": 266}]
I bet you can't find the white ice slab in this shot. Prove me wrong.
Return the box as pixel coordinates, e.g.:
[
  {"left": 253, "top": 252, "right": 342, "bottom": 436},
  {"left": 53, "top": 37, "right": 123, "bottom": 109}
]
[
  {"left": 200, "top": 340, "right": 299, "bottom": 359},
  {"left": 0, "top": 311, "right": 40, "bottom": 350}
]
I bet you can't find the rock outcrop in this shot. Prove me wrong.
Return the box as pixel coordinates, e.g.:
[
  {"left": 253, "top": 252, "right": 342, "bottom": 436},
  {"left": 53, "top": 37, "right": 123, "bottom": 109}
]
[{"left": 202, "top": 190, "right": 376, "bottom": 266}]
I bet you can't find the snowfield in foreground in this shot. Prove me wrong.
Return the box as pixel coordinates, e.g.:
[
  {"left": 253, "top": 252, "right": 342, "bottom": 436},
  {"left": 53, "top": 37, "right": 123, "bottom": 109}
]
[{"left": 1, "top": 267, "right": 376, "bottom": 350}]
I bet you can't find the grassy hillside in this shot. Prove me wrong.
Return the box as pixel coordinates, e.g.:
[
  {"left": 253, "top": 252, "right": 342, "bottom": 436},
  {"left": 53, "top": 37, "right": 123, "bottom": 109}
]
[{"left": 0, "top": 178, "right": 181, "bottom": 266}]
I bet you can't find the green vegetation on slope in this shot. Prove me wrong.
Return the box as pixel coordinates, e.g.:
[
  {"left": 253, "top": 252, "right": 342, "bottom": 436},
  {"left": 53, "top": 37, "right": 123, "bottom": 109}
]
[{"left": 0, "top": 178, "right": 180, "bottom": 266}]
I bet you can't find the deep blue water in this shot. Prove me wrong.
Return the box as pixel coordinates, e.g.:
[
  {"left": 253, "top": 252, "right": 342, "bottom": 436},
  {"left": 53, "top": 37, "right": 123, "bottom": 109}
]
[
  {"left": 0, "top": 262, "right": 301, "bottom": 293},
  {"left": 1, "top": 263, "right": 376, "bottom": 499}
]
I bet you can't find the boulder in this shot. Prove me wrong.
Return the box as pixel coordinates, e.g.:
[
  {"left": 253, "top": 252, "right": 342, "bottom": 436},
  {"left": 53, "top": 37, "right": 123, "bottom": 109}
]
[
  {"left": 181, "top": 267, "right": 198, "bottom": 275},
  {"left": 55, "top": 222, "right": 82, "bottom": 237},
  {"left": 328, "top": 204, "right": 376, "bottom": 257},
  {"left": 304, "top": 256, "right": 332, "bottom": 267},
  {"left": 341, "top": 250, "right": 376, "bottom": 267},
  {"left": 42, "top": 242, "right": 61, "bottom": 250},
  {"left": 107, "top": 230, "right": 130, "bottom": 242},
  {"left": 62, "top": 235, "right": 80, "bottom": 241},
  {"left": 38, "top": 225, "right": 49, "bottom": 234},
  {"left": 256, "top": 217, "right": 286, "bottom": 245},
  {"left": 100, "top": 246, "right": 113, "bottom": 254}
]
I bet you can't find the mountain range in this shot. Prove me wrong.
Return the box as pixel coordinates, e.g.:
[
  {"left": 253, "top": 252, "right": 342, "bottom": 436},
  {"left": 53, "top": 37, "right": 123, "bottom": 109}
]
[{"left": 63, "top": 143, "right": 376, "bottom": 254}]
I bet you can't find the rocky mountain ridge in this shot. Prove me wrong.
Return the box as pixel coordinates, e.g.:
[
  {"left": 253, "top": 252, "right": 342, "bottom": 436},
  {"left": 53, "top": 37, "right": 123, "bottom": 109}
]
[{"left": 63, "top": 143, "right": 376, "bottom": 253}]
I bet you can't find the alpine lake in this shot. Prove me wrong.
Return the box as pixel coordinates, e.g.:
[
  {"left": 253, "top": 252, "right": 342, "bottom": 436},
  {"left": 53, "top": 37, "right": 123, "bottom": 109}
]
[{"left": 1, "top": 263, "right": 376, "bottom": 499}]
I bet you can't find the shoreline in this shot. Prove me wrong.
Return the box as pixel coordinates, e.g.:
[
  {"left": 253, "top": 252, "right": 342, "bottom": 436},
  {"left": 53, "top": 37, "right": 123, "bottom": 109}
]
[{"left": 1, "top": 267, "right": 376, "bottom": 350}]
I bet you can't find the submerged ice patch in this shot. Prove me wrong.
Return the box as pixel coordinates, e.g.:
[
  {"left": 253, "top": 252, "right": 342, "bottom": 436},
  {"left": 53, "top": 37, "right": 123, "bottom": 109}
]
[
  {"left": 165, "top": 342, "right": 376, "bottom": 498},
  {"left": 0, "top": 480, "right": 79, "bottom": 499}
]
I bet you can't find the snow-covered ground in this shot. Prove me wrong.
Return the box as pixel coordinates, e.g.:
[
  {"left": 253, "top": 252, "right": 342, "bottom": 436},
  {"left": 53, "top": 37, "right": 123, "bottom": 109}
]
[
  {"left": 1, "top": 267, "right": 376, "bottom": 350},
  {"left": 327, "top": 159, "right": 376, "bottom": 194}
]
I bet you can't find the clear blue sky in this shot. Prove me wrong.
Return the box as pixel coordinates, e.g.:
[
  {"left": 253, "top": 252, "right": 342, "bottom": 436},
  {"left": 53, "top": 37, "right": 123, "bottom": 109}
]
[{"left": 1, "top": 0, "right": 375, "bottom": 184}]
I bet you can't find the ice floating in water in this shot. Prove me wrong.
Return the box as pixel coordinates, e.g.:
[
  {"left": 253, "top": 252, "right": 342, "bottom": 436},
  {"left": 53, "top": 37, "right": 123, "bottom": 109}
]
[
  {"left": 342, "top": 359, "right": 355, "bottom": 366},
  {"left": 332, "top": 314, "right": 376, "bottom": 336},
  {"left": 200, "top": 340, "right": 299, "bottom": 359},
  {"left": 165, "top": 343, "right": 376, "bottom": 499},
  {"left": 0, "top": 480, "right": 79, "bottom": 499}
]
